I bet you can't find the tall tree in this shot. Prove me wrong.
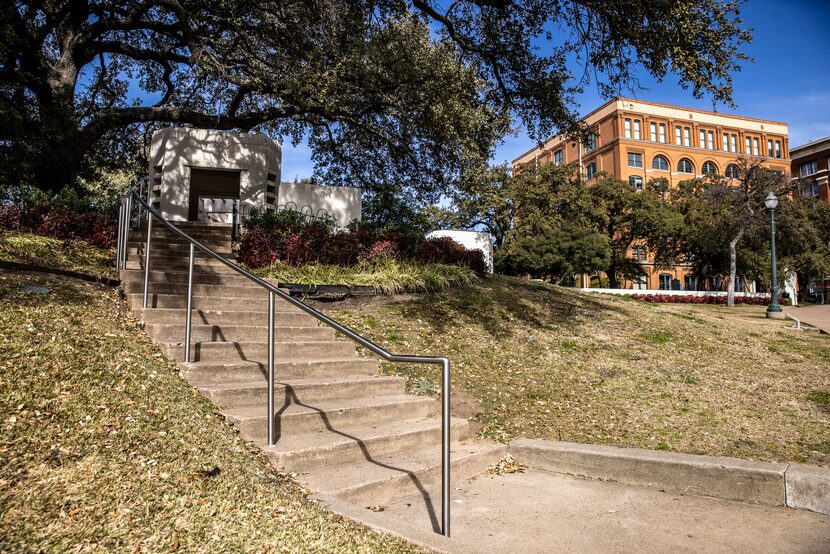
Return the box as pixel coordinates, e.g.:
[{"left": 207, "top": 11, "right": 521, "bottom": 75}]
[
  {"left": 668, "top": 162, "right": 793, "bottom": 305},
  {"left": 4, "top": 0, "right": 751, "bottom": 198},
  {"left": 585, "top": 176, "right": 678, "bottom": 288},
  {"left": 451, "top": 164, "right": 515, "bottom": 249}
]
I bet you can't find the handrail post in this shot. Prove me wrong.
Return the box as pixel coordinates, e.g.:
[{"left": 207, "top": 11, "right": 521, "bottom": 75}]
[
  {"left": 184, "top": 242, "right": 195, "bottom": 362},
  {"left": 116, "top": 200, "right": 125, "bottom": 272},
  {"left": 122, "top": 196, "right": 132, "bottom": 269},
  {"left": 268, "top": 290, "right": 276, "bottom": 446},
  {"left": 442, "top": 358, "right": 451, "bottom": 538},
  {"left": 142, "top": 213, "right": 153, "bottom": 308},
  {"left": 232, "top": 202, "right": 238, "bottom": 242}
]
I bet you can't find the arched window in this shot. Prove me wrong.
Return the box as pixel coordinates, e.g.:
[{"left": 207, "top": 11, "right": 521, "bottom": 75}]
[
  {"left": 725, "top": 164, "right": 740, "bottom": 179},
  {"left": 586, "top": 162, "right": 597, "bottom": 179},
  {"left": 702, "top": 161, "right": 718, "bottom": 175},
  {"left": 678, "top": 158, "right": 694, "bottom": 174},
  {"left": 652, "top": 155, "right": 670, "bottom": 171}
]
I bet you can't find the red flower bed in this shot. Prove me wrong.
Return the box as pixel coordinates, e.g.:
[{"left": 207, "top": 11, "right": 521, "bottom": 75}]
[
  {"left": 0, "top": 201, "right": 117, "bottom": 248},
  {"left": 629, "top": 293, "right": 789, "bottom": 306}
]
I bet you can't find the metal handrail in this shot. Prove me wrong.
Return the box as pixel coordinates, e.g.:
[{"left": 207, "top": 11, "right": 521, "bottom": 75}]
[{"left": 116, "top": 182, "right": 452, "bottom": 537}]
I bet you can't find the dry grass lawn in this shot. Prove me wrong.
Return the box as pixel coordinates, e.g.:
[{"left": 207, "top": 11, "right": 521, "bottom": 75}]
[
  {"left": 0, "top": 271, "right": 423, "bottom": 553},
  {"left": 331, "top": 276, "right": 830, "bottom": 466},
  {"left": 0, "top": 231, "right": 116, "bottom": 279}
]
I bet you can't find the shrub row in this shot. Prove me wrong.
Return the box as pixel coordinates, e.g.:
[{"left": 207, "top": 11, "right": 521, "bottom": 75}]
[
  {"left": 238, "top": 213, "right": 486, "bottom": 274},
  {"left": 0, "top": 202, "right": 117, "bottom": 248},
  {"left": 629, "top": 293, "right": 790, "bottom": 306}
]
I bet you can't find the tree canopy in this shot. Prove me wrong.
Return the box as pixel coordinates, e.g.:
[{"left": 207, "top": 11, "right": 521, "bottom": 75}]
[{"left": 3, "top": 0, "right": 751, "bottom": 200}]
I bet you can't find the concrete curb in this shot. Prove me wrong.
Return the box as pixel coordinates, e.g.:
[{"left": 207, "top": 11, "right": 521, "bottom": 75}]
[{"left": 509, "top": 439, "right": 830, "bottom": 517}]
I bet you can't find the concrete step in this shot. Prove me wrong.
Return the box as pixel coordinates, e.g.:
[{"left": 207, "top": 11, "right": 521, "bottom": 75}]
[
  {"left": 300, "top": 440, "right": 507, "bottom": 507},
  {"left": 127, "top": 241, "right": 233, "bottom": 259},
  {"left": 197, "top": 375, "right": 406, "bottom": 409},
  {"left": 127, "top": 235, "right": 233, "bottom": 250},
  {"left": 180, "top": 358, "right": 379, "bottom": 383},
  {"left": 127, "top": 293, "right": 272, "bottom": 310},
  {"left": 121, "top": 270, "right": 264, "bottom": 287},
  {"left": 123, "top": 282, "right": 271, "bottom": 297},
  {"left": 223, "top": 394, "right": 438, "bottom": 437},
  {"left": 124, "top": 254, "right": 235, "bottom": 271},
  {"left": 134, "top": 308, "right": 314, "bottom": 327},
  {"left": 147, "top": 323, "right": 334, "bottom": 343},
  {"left": 262, "top": 417, "right": 473, "bottom": 472},
  {"left": 165, "top": 339, "right": 356, "bottom": 362},
  {"left": 129, "top": 225, "right": 233, "bottom": 238}
]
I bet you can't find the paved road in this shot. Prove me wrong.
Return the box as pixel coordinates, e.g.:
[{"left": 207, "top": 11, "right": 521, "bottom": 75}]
[{"left": 786, "top": 305, "right": 830, "bottom": 334}]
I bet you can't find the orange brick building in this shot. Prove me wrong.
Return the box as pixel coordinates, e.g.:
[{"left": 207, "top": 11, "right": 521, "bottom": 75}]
[
  {"left": 512, "top": 98, "right": 791, "bottom": 290},
  {"left": 791, "top": 136, "right": 830, "bottom": 203}
]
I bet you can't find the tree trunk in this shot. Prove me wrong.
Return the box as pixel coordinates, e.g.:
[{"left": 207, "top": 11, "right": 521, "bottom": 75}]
[
  {"left": 727, "top": 229, "right": 745, "bottom": 307},
  {"left": 606, "top": 260, "right": 618, "bottom": 289},
  {"left": 797, "top": 271, "right": 810, "bottom": 304},
  {"left": 32, "top": 138, "right": 83, "bottom": 193}
]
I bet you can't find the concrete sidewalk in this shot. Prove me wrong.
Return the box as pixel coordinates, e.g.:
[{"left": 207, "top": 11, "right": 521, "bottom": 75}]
[
  {"left": 379, "top": 469, "right": 830, "bottom": 553},
  {"left": 786, "top": 305, "right": 830, "bottom": 334}
]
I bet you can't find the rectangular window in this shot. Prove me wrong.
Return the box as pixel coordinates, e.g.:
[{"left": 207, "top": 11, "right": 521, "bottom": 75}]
[
  {"left": 723, "top": 133, "right": 729, "bottom": 152},
  {"left": 586, "top": 133, "right": 595, "bottom": 153},
  {"left": 659, "top": 274, "right": 672, "bottom": 290},
  {"left": 699, "top": 130, "right": 706, "bottom": 148},
  {"left": 768, "top": 139, "right": 774, "bottom": 157},
  {"left": 803, "top": 180, "right": 820, "bottom": 197},
  {"left": 632, "top": 245, "right": 648, "bottom": 262},
  {"left": 553, "top": 149, "right": 563, "bottom": 165},
  {"left": 633, "top": 120, "right": 641, "bottom": 140},
  {"left": 684, "top": 127, "right": 691, "bottom": 146},
  {"left": 650, "top": 122, "right": 658, "bottom": 142},
  {"left": 708, "top": 130, "right": 715, "bottom": 150},
  {"left": 625, "top": 119, "right": 632, "bottom": 139},
  {"left": 676, "top": 126, "right": 682, "bottom": 145},
  {"left": 745, "top": 137, "right": 752, "bottom": 153},
  {"left": 659, "top": 124, "right": 666, "bottom": 143},
  {"left": 634, "top": 275, "right": 648, "bottom": 290},
  {"left": 753, "top": 138, "right": 760, "bottom": 156},
  {"left": 734, "top": 277, "right": 744, "bottom": 293},
  {"left": 684, "top": 275, "right": 698, "bottom": 291},
  {"left": 775, "top": 140, "right": 782, "bottom": 158},
  {"left": 731, "top": 134, "right": 737, "bottom": 153},
  {"left": 627, "top": 152, "right": 643, "bottom": 168},
  {"left": 629, "top": 175, "right": 644, "bottom": 190}
]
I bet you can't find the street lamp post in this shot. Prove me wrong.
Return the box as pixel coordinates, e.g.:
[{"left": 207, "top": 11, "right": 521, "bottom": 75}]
[{"left": 765, "top": 191, "right": 784, "bottom": 319}]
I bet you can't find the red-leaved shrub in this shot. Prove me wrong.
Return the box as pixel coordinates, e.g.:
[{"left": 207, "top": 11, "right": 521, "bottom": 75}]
[
  {"left": 629, "top": 293, "right": 789, "bottom": 306},
  {"left": 237, "top": 228, "right": 277, "bottom": 268},
  {"left": 362, "top": 240, "right": 400, "bottom": 262}
]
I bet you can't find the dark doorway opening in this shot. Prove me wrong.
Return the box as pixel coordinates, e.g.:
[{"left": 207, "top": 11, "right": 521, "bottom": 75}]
[{"left": 188, "top": 168, "right": 241, "bottom": 221}]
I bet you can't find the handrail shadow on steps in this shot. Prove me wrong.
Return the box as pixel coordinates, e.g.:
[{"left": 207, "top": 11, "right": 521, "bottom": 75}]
[{"left": 117, "top": 181, "right": 452, "bottom": 537}]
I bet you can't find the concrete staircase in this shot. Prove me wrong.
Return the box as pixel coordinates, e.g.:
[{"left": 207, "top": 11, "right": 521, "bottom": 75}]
[{"left": 121, "top": 222, "right": 503, "bottom": 532}]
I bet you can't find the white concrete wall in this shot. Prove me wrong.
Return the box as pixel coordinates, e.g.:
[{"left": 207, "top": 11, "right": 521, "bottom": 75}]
[
  {"left": 426, "top": 230, "right": 494, "bottom": 273},
  {"left": 148, "top": 128, "right": 281, "bottom": 222},
  {"left": 277, "top": 182, "right": 362, "bottom": 228}
]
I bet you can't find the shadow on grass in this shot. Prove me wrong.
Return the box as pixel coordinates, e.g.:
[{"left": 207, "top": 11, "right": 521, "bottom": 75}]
[{"left": 387, "top": 276, "right": 628, "bottom": 339}]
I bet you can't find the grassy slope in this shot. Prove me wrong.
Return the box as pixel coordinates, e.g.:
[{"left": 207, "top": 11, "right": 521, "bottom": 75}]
[
  {"left": 333, "top": 277, "right": 830, "bottom": 466},
  {"left": 0, "top": 231, "right": 116, "bottom": 279},
  {"left": 0, "top": 272, "right": 423, "bottom": 553},
  {"left": 252, "top": 260, "right": 478, "bottom": 294}
]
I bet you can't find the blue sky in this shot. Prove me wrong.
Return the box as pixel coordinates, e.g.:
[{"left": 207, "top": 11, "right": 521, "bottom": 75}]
[{"left": 281, "top": 0, "right": 830, "bottom": 180}]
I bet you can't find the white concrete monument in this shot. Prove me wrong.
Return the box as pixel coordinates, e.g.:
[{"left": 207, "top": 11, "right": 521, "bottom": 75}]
[
  {"left": 148, "top": 127, "right": 281, "bottom": 223},
  {"left": 426, "top": 229, "right": 494, "bottom": 273},
  {"left": 148, "top": 127, "right": 362, "bottom": 227}
]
